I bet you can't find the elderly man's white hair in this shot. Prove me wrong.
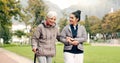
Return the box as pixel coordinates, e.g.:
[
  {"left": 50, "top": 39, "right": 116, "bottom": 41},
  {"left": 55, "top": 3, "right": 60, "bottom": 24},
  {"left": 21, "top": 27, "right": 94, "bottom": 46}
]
[{"left": 47, "top": 11, "right": 57, "bottom": 18}]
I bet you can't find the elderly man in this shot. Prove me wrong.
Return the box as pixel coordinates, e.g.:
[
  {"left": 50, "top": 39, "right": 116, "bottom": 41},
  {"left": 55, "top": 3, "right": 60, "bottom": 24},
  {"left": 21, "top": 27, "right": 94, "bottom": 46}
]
[{"left": 31, "top": 11, "right": 60, "bottom": 63}]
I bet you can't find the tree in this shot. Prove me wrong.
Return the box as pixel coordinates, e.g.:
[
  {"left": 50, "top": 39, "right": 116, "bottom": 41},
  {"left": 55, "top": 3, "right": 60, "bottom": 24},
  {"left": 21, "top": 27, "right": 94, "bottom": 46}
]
[
  {"left": 102, "top": 10, "right": 120, "bottom": 39},
  {"left": 79, "top": 20, "right": 85, "bottom": 25},
  {"left": 0, "top": 0, "right": 23, "bottom": 44},
  {"left": 90, "top": 22, "right": 102, "bottom": 35},
  {"left": 23, "top": 0, "right": 47, "bottom": 35},
  {"left": 58, "top": 11, "right": 69, "bottom": 32},
  {"left": 85, "top": 15, "right": 103, "bottom": 40},
  {"left": 26, "top": 0, "right": 47, "bottom": 27},
  {"left": 88, "top": 16, "right": 102, "bottom": 35},
  {"left": 85, "top": 15, "right": 90, "bottom": 33},
  {"left": 14, "top": 30, "right": 26, "bottom": 45},
  {"left": 58, "top": 17, "right": 68, "bottom": 32},
  {"left": 14, "top": 30, "right": 26, "bottom": 38},
  {"left": 19, "top": 0, "right": 48, "bottom": 44}
]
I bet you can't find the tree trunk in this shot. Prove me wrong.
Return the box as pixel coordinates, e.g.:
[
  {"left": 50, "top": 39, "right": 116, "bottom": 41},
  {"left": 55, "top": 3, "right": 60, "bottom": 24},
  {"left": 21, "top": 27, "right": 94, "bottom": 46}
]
[{"left": 102, "top": 33, "right": 106, "bottom": 41}]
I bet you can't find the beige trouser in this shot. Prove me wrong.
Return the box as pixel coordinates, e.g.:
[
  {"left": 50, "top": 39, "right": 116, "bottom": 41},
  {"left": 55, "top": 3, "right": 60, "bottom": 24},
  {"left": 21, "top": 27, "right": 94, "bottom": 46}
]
[{"left": 64, "top": 52, "right": 83, "bottom": 63}]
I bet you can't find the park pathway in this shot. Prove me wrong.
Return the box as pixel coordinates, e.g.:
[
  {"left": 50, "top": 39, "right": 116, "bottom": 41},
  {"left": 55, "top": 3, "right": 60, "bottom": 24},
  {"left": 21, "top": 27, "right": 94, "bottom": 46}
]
[{"left": 0, "top": 48, "right": 33, "bottom": 63}]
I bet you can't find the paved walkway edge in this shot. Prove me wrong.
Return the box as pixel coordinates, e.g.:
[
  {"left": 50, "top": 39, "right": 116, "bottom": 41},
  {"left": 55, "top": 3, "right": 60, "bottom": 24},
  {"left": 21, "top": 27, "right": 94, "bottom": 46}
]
[{"left": 0, "top": 48, "right": 33, "bottom": 63}]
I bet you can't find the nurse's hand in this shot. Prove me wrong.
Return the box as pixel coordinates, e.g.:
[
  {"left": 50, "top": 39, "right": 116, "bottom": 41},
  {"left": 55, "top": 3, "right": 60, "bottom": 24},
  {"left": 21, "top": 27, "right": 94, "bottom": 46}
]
[
  {"left": 71, "top": 41, "right": 79, "bottom": 46},
  {"left": 66, "top": 37, "right": 72, "bottom": 43}
]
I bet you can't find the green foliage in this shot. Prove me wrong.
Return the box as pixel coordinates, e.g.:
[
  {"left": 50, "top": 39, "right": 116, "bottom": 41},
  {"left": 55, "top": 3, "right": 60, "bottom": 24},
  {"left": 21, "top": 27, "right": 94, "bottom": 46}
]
[
  {"left": 102, "top": 10, "right": 120, "bottom": 33},
  {"left": 26, "top": 0, "right": 47, "bottom": 26},
  {"left": 88, "top": 16, "right": 101, "bottom": 35},
  {"left": 101, "top": 10, "right": 120, "bottom": 39},
  {"left": 58, "top": 17, "right": 68, "bottom": 32},
  {"left": 0, "top": 0, "right": 22, "bottom": 44},
  {"left": 14, "top": 30, "right": 26, "bottom": 38},
  {"left": 83, "top": 42, "right": 91, "bottom": 45},
  {"left": 2, "top": 26, "right": 12, "bottom": 44},
  {"left": 79, "top": 20, "right": 85, "bottom": 25},
  {"left": 85, "top": 15, "right": 90, "bottom": 33},
  {"left": 21, "top": 0, "right": 48, "bottom": 38}
]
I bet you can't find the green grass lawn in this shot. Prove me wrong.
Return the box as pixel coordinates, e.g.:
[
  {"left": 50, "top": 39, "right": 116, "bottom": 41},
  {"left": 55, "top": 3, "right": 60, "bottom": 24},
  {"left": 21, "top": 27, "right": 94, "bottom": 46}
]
[{"left": 3, "top": 44, "right": 120, "bottom": 63}]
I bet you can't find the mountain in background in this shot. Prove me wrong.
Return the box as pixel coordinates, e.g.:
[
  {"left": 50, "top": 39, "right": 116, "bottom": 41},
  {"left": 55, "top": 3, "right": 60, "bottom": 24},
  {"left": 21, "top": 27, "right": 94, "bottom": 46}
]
[
  {"left": 63, "top": 0, "right": 120, "bottom": 20},
  {"left": 44, "top": 0, "right": 120, "bottom": 20},
  {"left": 43, "top": 0, "right": 63, "bottom": 21},
  {"left": 18, "top": 0, "right": 120, "bottom": 21}
]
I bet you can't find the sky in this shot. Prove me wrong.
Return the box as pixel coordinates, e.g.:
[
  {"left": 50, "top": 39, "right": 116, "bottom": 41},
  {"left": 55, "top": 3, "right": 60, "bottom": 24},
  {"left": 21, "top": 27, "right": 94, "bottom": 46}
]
[
  {"left": 19, "top": 0, "right": 120, "bottom": 20},
  {"left": 46, "top": 0, "right": 78, "bottom": 9},
  {"left": 46, "top": 0, "right": 102, "bottom": 9},
  {"left": 20, "top": 0, "right": 28, "bottom": 8}
]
